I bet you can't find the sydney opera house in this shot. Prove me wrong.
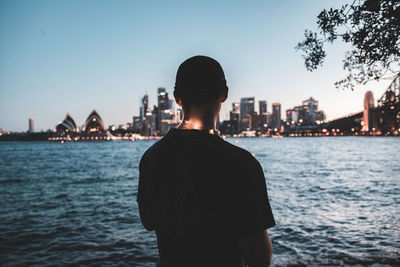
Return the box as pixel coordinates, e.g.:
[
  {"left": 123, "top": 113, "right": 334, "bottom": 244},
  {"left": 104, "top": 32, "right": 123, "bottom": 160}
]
[{"left": 51, "top": 110, "right": 111, "bottom": 141}]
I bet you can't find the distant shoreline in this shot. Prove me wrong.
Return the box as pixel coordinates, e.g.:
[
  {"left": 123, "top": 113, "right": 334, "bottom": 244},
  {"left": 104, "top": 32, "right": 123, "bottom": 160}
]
[{"left": 1, "top": 134, "right": 398, "bottom": 142}]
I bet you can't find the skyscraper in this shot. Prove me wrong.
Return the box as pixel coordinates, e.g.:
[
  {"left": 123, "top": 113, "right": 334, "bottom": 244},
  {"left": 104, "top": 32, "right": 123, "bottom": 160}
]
[
  {"left": 259, "top": 100, "right": 267, "bottom": 130},
  {"left": 229, "top": 102, "right": 240, "bottom": 134},
  {"left": 157, "top": 87, "right": 169, "bottom": 111},
  {"left": 302, "top": 97, "right": 318, "bottom": 124},
  {"left": 271, "top": 103, "right": 281, "bottom": 129},
  {"left": 28, "top": 118, "right": 34, "bottom": 133},
  {"left": 240, "top": 97, "right": 255, "bottom": 130},
  {"left": 259, "top": 100, "right": 267, "bottom": 115},
  {"left": 230, "top": 102, "right": 240, "bottom": 121},
  {"left": 140, "top": 94, "right": 149, "bottom": 120}
]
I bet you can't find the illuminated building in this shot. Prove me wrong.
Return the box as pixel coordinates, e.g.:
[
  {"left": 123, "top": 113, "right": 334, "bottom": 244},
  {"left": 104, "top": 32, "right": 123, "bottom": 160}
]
[
  {"left": 79, "top": 110, "right": 108, "bottom": 141},
  {"left": 140, "top": 94, "right": 149, "bottom": 120},
  {"left": 259, "top": 100, "right": 267, "bottom": 115},
  {"left": 301, "top": 97, "right": 325, "bottom": 124},
  {"left": 56, "top": 114, "right": 78, "bottom": 134},
  {"left": 362, "top": 91, "right": 378, "bottom": 132},
  {"left": 286, "top": 108, "right": 298, "bottom": 124},
  {"left": 286, "top": 97, "right": 325, "bottom": 126},
  {"left": 229, "top": 102, "right": 240, "bottom": 134},
  {"left": 157, "top": 88, "right": 170, "bottom": 110},
  {"left": 132, "top": 116, "right": 141, "bottom": 132},
  {"left": 240, "top": 97, "right": 255, "bottom": 130},
  {"left": 156, "top": 88, "right": 174, "bottom": 135},
  {"left": 259, "top": 100, "right": 268, "bottom": 130},
  {"left": 82, "top": 110, "right": 106, "bottom": 133},
  {"left": 271, "top": 103, "right": 281, "bottom": 129},
  {"left": 159, "top": 109, "right": 176, "bottom": 136}
]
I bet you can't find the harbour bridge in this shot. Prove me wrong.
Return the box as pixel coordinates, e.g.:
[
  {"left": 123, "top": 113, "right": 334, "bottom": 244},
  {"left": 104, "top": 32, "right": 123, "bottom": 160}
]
[
  {"left": 376, "top": 74, "right": 400, "bottom": 134},
  {"left": 286, "top": 74, "right": 400, "bottom": 136}
]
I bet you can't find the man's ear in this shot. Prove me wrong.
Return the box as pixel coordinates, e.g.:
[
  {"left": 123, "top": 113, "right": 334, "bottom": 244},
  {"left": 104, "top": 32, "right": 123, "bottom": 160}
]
[
  {"left": 220, "top": 86, "right": 228, "bottom": 103},
  {"left": 173, "top": 90, "right": 183, "bottom": 107}
]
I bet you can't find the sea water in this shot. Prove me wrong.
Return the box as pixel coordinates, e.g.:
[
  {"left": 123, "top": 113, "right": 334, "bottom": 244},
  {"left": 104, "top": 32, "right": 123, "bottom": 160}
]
[{"left": 0, "top": 137, "right": 399, "bottom": 266}]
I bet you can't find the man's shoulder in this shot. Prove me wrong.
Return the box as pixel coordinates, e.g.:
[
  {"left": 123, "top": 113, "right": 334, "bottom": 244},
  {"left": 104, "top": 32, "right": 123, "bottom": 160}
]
[
  {"left": 218, "top": 139, "right": 258, "bottom": 164},
  {"left": 140, "top": 137, "right": 168, "bottom": 166},
  {"left": 140, "top": 134, "right": 259, "bottom": 169}
]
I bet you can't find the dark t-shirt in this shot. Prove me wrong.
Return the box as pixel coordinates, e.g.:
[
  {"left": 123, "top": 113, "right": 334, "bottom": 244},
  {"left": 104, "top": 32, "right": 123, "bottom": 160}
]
[{"left": 137, "top": 128, "right": 275, "bottom": 267}]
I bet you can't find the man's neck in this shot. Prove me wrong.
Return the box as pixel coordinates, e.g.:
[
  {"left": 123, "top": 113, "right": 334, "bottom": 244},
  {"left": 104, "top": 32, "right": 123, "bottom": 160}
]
[{"left": 176, "top": 110, "right": 217, "bottom": 130}]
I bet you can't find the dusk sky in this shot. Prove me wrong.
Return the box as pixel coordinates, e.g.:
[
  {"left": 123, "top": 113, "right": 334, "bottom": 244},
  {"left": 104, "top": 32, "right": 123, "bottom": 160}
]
[{"left": 0, "top": 0, "right": 393, "bottom": 132}]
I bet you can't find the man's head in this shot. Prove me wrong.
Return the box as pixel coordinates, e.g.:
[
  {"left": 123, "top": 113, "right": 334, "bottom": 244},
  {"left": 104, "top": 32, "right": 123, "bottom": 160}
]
[{"left": 174, "top": 56, "right": 228, "bottom": 109}]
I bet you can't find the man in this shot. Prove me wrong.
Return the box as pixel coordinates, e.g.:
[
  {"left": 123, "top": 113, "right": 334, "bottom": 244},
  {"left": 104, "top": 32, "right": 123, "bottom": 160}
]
[{"left": 137, "top": 56, "right": 275, "bottom": 267}]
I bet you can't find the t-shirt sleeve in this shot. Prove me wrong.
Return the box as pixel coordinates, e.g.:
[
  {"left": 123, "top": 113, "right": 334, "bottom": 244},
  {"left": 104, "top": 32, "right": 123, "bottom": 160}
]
[{"left": 232, "top": 155, "right": 275, "bottom": 236}]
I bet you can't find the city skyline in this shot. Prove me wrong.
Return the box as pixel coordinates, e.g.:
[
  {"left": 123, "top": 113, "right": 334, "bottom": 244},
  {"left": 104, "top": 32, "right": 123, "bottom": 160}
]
[{"left": 0, "top": 0, "right": 393, "bottom": 132}]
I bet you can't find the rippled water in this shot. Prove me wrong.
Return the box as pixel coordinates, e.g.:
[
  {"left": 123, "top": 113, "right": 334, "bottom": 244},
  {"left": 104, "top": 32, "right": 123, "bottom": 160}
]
[{"left": 0, "top": 137, "right": 399, "bottom": 266}]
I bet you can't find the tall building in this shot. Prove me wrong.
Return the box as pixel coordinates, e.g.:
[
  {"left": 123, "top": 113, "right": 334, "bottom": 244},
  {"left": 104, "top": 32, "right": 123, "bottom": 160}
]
[
  {"left": 259, "top": 100, "right": 267, "bottom": 130},
  {"left": 29, "top": 118, "right": 34, "bottom": 133},
  {"left": 159, "top": 109, "right": 176, "bottom": 136},
  {"left": 142, "top": 110, "right": 156, "bottom": 136},
  {"left": 302, "top": 97, "right": 318, "bottom": 124},
  {"left": 132, "top": 116, "right": 141, "bottom": 132},
  {"left": 285, "top": 97, "right": 325, "bottom": 127},
  {"left": 362, "top": 91, "right": 378, "bottom": 132},
  {"left": 156, "top": 88, "right": 174, "bottom": 135},
  {"left": 140, "top": 94, "right": 149, "bottom": 120},
  {"left": 286, "top": 108, "right": 299, "bottom": 124},
  {"left": 232, "top": 102, "right": 240, "bottom": 113},
  {"left": 271, "top": 103, "right": 281, "bottom": 129},
  {"left": 157, "top": 88, "right": 169, "bottom": 110},
  {"left": 259, "top": 100, "right": 267, "bottom": 115},
  {"left": 240, "top": 97, "right": 255, "bottom": 130},
  {"left": 230, "top": 102, "right": 240, "bottom": 121},
  {"left": 229, "top": 102, "right": 240, "bottom": 134}
]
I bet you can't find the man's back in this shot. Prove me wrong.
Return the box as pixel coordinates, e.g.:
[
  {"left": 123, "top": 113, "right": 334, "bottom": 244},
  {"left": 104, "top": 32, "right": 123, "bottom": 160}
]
[{"left": 138, "top": 128, "right": 275, "bottom": 266}]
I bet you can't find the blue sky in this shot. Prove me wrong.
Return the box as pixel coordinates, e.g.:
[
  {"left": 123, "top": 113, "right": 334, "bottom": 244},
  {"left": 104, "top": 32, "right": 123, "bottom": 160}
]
[{"left": 0, "top": 0, "right": 392, "bottom": 131}]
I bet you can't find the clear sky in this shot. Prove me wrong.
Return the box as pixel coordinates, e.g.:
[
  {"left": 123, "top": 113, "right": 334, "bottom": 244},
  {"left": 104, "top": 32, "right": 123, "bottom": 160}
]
[{"left": 0, "top": 0, "right": 392, "bottom": 132}]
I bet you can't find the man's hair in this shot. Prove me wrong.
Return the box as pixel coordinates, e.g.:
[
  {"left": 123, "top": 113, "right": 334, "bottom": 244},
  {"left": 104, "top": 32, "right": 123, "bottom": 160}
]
[{"left": 174, "top": 55, "right": 228, "bottom": 106}]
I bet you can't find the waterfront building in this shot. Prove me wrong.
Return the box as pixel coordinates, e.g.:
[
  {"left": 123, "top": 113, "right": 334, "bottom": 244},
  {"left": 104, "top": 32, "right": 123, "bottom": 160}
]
[
  {"left": 156, "top": 88, "right": 173, "bottom": 135},
  {"left": 157, "top": 88, "right": 170, "bottom": 110},
  {"left": 250, "top": 111, "right": 263, "bottom": 132},
  {"left": 240, "top": 97, "right": 255, "bottom": 130},
  {"left": 159, "top": 109, "right": 176, "bottom": 135},
  {"left": 266, "top": 112, "right": 272, "bottom": 126},
  {"left": 141, "top": 110, "right": 156, "bottom": 136},
  {"left": 271, "top": 103, "right": 281, "bottom": 129},
  {"left": 361, "top": 91, "right": 379, "bottom": 133},
  {"left": 301, "top": 97, "right": 325, "bottom": 124},
  {"left": 132, "top": 116, "right": 141, "bottom": 132},
  {"left": 82, "top": 110, "right": 106, "bottom": 133},
  {"left": 286, "top": 97, "right": 325, "bottom": 127},
  {"left": 56, "top": 114, "right": 78, "bottom": 134},
  {"left": 259, "top": 100, "right": 267, "bottom": 115},
  {"left": 228, "top": 102, "right": 240, "bottom": 134},
  {"left": 140, "top": 94, "right": 149, "bottom": 120},
  {"left": 80, "top": 110, "right": 110, "bottom": 140},
  {"left": 219, "top": 120, "right": 236, "bottom": 135},
  {"left": 232, "top": 102, "right": 240, "bottom": 113},
  {"left": 29, "top": 118, "right": 34, "bottom": 133},
  {"left": 259, "top": 100, "right": 268, "bottom": 130}
]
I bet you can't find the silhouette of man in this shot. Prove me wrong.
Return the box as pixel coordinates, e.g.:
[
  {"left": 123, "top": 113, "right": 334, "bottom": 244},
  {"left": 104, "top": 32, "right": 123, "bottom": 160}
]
[{"left": 138, "top": 56, "right": 275, "bottom": 267}]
